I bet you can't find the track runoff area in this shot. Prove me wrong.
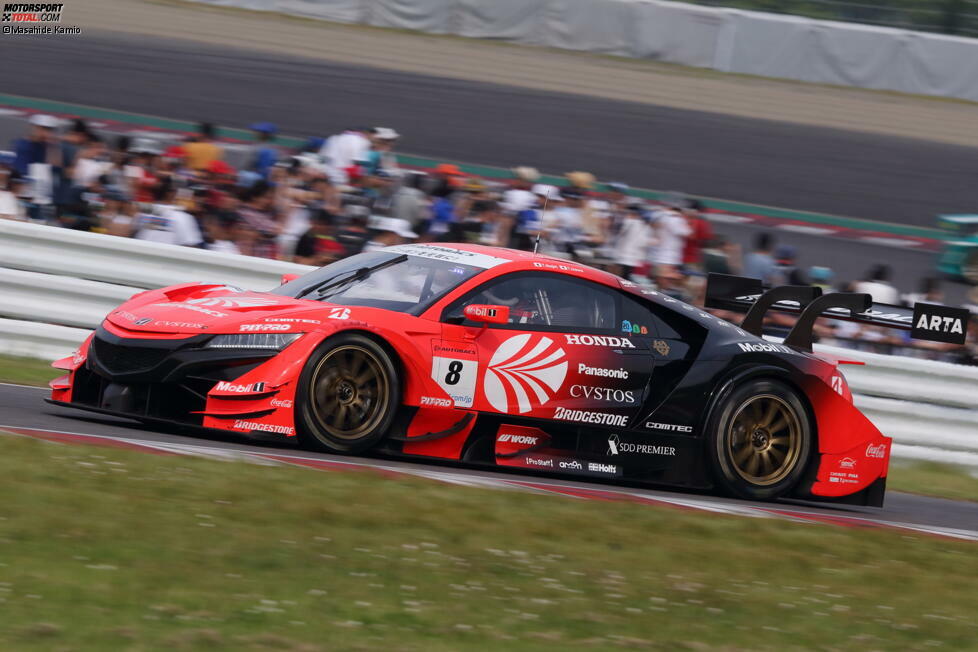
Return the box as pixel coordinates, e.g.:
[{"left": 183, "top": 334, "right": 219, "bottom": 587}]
[{"left": 1, "top": 383, "right": 976, "bottom": 542}]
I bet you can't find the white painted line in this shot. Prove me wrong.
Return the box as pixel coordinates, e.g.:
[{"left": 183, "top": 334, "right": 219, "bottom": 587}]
[
  {"left": 859, "top": 237, "right": 922, "bottom": 247},
  {"left": 0, "top": 382, "right": 49, "bottom": 390},
  {"left": 706, "top": 213, "right": 754, "bottom": 224}
]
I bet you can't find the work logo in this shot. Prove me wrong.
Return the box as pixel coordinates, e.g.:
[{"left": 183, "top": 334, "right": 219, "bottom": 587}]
[
  {"left": 188, "top": 296, "right": 278, "bottom": 308},
  {"left": 485, "top": 334, "right": 567, "bottom": 414}
]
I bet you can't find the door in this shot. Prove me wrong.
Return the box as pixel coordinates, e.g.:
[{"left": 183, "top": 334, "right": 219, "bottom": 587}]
[{"left": 439, "top": 272, "right": 656, "bottom": 428}]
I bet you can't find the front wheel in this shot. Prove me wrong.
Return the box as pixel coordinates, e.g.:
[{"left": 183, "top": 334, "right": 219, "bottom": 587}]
[
  {"left": 706, "top": 379, "right": 812, "bottom": 501},
  {"left": 296, "top": 334, "right": 399, "bottom": 454}
]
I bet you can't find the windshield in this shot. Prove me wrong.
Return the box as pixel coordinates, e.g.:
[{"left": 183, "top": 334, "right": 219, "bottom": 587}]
[{"left": 272, "top": 249, "right": 485, "bottom": 315}]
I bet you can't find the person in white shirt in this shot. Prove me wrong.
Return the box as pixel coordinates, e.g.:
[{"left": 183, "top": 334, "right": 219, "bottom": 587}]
[
  {"left": 855, "top": 264, "right": 899, "bottom": 305},
  {"left": 320, "top": 128, "right": 372, "bottom": 184},
  {"left": 650, "top": 206, "right": 692, "bottom": 269},
  {"left": 613, "top": 201, "right": 656, "bottom": 280},
  {"left": 71, "top": 138, "right": 112, "bottom": 188},
  {"left": 135, "top": 180, "right": 203, "bottom": 247}
]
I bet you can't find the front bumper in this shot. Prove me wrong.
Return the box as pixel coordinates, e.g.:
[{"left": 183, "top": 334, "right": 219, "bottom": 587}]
[{"left": 60, "top": 325, "right": 284, "bottom": 427}]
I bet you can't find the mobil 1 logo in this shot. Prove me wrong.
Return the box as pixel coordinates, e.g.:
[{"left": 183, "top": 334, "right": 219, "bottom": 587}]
[{"left": 910, "top": 303, "right": 969, "bottom": 345}]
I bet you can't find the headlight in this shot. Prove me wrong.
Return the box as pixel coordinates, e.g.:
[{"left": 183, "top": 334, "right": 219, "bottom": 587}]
[{"left": 205, "top": 333, "right": 302, "bottom": 350}]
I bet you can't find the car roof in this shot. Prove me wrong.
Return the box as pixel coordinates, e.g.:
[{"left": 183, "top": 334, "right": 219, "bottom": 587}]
[{"left": 420, "top": 242, "right": 622, "bottom": 287}]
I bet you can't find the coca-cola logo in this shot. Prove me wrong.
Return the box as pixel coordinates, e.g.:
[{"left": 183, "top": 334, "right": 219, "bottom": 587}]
[{"left": 865, "top": 443, "right": 886, "bottom": 459}]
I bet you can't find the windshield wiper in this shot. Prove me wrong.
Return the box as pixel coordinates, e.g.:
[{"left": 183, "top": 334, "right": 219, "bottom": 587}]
[{"left": 306, "top": 254, "right": 409, "bottom": 300}]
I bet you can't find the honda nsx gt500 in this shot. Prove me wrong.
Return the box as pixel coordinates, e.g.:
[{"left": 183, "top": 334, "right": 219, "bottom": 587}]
[{"left": 48, "top": 243, "right": 968, "bottom": 505}]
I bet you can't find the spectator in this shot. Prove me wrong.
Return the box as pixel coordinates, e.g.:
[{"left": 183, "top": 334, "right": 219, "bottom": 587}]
[
  {"left": 362, "top": 217, "right": 418, "bottom": 252},
  {"left": 97, "top": 191, "right": 138, "bottom": 237},
  {"left": 902, "top": 277, "right": 943, "bottom": 306},
  {"left": 743, "top": 232, "right": 777, "bottom": 284},
  {"left": 501, "top": 167, "right": 539, "bottom": 217},
  {"left": 71, "top": 136, "right": 111, "bottom": 188},
  {"left": 12, "top": 114, "right": 64, "bottom": 218},
  {"left": 612, "top": 200, "right": 654, "bottom": 280},
  {"left": 681, "top": 199, "right": 713, "bottom": 271},
  {"left": 182, "top": 122, "right": 223, "bottom": 171},
  {"left": 856, "top": 264, "right": 899, "bottom": 304},
  {"left": 247, "top": 122, "right": 279, "bottom": 179},
  {"left": 135, "top": 178, "right": 204, "bottom": 247},
  {"left": 809, "top": 266, "right": 834, "bottom": 293},
  {"left": 237, "top": 180, "right": 282, "bottom": 259},
  {"left": 650, "top": 200, "right": 692, "bottom": 273},
  {"left": 390, "top": 170, "right": 429, "bottom": 228},
  {"left": 774, "top": 244, "right": 808, "bottom": 286},
  {"left": 293, "top": 210, "right": 347, "bottom": 266},
  {"left": 550, "top": 186, "right": 584, "bottom": 256},
  {"left": 702, "top": 235, "right": 740, "bottom": 276},
  {"left": 321, "top": 127, "right": 372, "bottom": 184},
  {"left": 0, "top": 160, "right": 26, "bottom": 221},
  {"left": 425, "top": 177, "right": 459, "bottom": 240},
  {"left": 336, "top": 210, "right": 370, "bottom": 257},
  {"left": 360, "top": 127, "right": 400, "bottom": 178},
  {"left": 203, "top": 213, "right": 241, "bottom": 255}
]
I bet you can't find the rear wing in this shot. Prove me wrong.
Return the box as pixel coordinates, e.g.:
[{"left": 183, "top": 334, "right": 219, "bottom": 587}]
[{"left": 705, "top": 273, "right": 969, "bottom": 351}]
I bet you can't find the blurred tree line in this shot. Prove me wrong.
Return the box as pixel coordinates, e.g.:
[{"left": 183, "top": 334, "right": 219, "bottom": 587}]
[{"left": 692, "top": 0, "right": 978, "bottom": 36}]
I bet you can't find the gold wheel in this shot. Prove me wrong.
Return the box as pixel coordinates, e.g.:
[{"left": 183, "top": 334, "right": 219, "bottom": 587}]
[
  {"left": 726, "top": 394, "right": 802, "bottom": 487},
  {"left": 308, "top": 344, "right": 390, "bottom": 442}
]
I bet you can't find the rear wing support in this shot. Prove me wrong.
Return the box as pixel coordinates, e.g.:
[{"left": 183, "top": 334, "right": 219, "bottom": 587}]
[{"left": 783, "top": 293, "right": 871, "bottom": 352}]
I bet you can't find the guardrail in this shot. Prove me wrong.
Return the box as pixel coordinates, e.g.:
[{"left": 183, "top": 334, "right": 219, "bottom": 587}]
[
  {"left": 1, "top": 220, "right": 975, "bottom": 467},
  {"left": 0, "top": 220, "right": 311, "bottom": 291}
]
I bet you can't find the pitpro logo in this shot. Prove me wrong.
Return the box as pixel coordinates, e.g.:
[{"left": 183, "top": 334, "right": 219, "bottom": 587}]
[{"left": 484, "top": 334, "right": 568, "bottom": 414}]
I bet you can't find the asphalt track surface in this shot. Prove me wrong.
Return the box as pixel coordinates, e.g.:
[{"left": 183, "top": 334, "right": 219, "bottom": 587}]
[
  {"left": 3, "top": 31, "right": 978, "bottom": 227},
  {"left": 1, "top": 383, "right": 975, "bottom": 536}
]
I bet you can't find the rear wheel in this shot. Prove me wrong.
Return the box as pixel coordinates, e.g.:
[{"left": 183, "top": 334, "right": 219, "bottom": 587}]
[
  {"left": 297, "top": 334, "right": 399, "bottom": 454},
  {"left": 707, "top": 379, "right": 812, "bottom": 501}
]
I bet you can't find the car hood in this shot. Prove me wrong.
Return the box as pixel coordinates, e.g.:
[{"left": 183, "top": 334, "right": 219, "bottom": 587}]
[{"left": 106, "top": 283, "right": 325, "bottom": 335}]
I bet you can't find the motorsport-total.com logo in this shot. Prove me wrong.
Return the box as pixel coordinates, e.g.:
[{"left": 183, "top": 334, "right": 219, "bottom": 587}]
[{"left": 2, "top": 2, "right": 80, "bottom": 34}]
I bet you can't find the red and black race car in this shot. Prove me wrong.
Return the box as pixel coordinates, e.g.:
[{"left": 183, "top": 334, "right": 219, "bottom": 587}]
[{"left": 48, "top": 243, "right": 968, "bottom": 506}]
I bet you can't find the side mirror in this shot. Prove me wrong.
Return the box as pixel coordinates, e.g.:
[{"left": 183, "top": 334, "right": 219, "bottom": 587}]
[
  {"left": 463, "top": 304, "right": 510, "bottom": 325},
  {"left": 280, "top": 273, "right": 300, "bottom": 285}
]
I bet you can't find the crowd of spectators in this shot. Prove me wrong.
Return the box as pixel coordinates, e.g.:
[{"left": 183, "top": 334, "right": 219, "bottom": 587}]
[{"left": 3, "top": 114, "right": 977, "bottom": 363}]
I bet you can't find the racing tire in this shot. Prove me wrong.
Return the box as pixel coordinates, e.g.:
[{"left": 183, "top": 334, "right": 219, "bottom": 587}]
[
  {"left": 296, "top": 333, "right": 400, "bottom": 454},
  {"left": 706, "top": 378, "right": 812, "bottom": 501}
]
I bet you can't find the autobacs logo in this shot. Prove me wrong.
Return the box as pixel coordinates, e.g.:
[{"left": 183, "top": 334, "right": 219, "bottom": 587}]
[{"left": 484, "top": 334, "right": 568, "bottom": 414}]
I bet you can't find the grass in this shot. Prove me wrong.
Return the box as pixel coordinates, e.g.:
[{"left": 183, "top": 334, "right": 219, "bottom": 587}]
[
  {"left": 1, "top": 353, "right": 976, "bottom": 504},
  {"left": 889, "top": 460, "right": 978, "bottom": 503},
  {"left": 0, "top": 433, "right": 975, "bottom": 651},
  {"left": 0, "top": 354, "right": 59, "bottom": 387}
]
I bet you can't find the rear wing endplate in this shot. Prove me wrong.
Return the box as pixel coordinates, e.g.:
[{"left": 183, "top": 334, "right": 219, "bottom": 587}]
[{"left": 705, "top": 273, "right": 969, "bottom": 351}]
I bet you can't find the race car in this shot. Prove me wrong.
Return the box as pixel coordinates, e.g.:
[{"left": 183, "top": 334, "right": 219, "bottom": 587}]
[{"left": 47, "top": 243, "right": 968, "bottom": 506}]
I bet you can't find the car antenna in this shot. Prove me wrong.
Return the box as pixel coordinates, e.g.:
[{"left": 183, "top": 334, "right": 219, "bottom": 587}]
[{"left": 532, "top": 190, "right": 551, "bottom": 255}]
